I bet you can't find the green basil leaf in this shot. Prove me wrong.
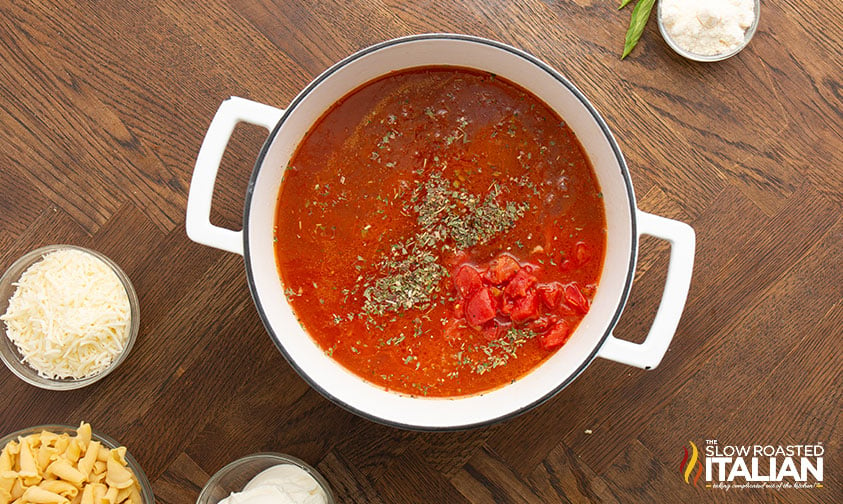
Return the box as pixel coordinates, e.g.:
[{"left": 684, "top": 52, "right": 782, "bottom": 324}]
[
  {"left": 621, "top": 0, "right": 656, "bottom": 59},
  {"left": 618, "top": 0, "right": 634, "bottom": 8}
]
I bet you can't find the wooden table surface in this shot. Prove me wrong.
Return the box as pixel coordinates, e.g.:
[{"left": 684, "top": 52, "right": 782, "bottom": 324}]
[{"left": 1, "top": 1, "right": 840, "bottom": 503}]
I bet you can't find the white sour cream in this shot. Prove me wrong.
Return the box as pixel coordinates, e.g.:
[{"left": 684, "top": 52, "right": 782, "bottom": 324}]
[{"left": 218, "top": 464, "right": 328, "bottom": 504}]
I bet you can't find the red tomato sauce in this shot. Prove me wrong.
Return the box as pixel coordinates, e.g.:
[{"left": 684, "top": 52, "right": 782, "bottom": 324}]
[{"left": 274, "top": 67, "right": 605, "bottom": 397}]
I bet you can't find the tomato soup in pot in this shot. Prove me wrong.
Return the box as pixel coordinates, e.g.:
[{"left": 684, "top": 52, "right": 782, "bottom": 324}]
[
  {"left": 274, "top": 67, "right": 606, "bottom": 397},
  {"left": 186, "top": 34, "right": 696, "bottom": 430}
]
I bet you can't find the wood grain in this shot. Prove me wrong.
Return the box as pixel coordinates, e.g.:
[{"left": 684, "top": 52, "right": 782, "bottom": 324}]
[{"left": 0, "top": 1, "right": 840, "bottom": 502}]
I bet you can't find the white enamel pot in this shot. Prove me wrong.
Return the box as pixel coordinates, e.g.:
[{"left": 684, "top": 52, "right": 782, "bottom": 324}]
[{"left": 186, "top": 34, "right": 695, "bottom": 430}]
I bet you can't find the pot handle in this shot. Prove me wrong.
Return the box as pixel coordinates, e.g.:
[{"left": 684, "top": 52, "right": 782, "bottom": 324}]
[
  {"left": 185, "top": 96, "right": 285, "bottom": 255},
  {"left": 597, "top": 210, "right": 695, "bottom": 369}
]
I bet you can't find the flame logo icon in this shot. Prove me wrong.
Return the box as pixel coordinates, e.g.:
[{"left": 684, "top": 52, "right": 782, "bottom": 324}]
[{"left": 679, "top": 441, "right": 703, "bottom": 486}]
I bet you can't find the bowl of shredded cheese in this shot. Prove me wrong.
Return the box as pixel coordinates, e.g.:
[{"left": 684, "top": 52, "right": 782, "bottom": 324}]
[
  {"left": 0, "top": 245, "right": 139, "bottom": 390},
  {"left": 658, "top": 0, "right": 760, "bottom": 62}
]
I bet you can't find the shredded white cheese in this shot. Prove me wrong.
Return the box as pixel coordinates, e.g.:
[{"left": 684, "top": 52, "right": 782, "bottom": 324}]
[
  {"left": 1, "top": 249, "right": 131, "bottom": 379},
  {"left": 661, "top": 0, "right": 755, "bottom": 56}
]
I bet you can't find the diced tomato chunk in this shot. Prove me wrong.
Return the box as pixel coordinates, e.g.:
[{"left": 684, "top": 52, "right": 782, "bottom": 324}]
[
  {"left": 559, "top": 259, "right": 574, "bottom": 272},
  {"left": 538, "top": 282, "right": 563, "bottom": 309},
  {"left": 499, "top": 295, "right": 513, "bottom": 316},
  {"left": 481, "top": 323, "right": 497, "bottom": 341},
  {"left": 504, "top": 268, "right": 537, "bottom": 298},
  {"left": 540, "top": 320, "right": 571, "bottom": 350},
  {"left": 481, "top": 320, "right": 509, "bottom": 341},
  {"left": 555, "top": 302, "right": 575, "bottom": 316},
  {"left": 575, "top": 241, "right": 591, "bottom": 265},
  {"left": 529, "top": 316, "right": 551, "bottom": 333},
  {"left": 564, "top": 283, "right": 590, "bottom": 314},
  {"left": 465, "top": 288, "right": 497, "bottom": 326},
  {"left": 488, "top": 286, "right": 503, "bottom": 302},
  {"left": 445, "top": 250, "right": 469, "bottom": 267},
  {"left": 453, "top": 253, "right": 590, "bottom": 339},
  {"left": 484, "top": 254, "right": 521, "bottom": 285},
  {"left": 443, "top": 318, "right": 463, "bottom": 341},
  {"left": 510, "top": 290, "right": 539, "bottom": 323},
  {"left": 454, "top": 265, "right": 483, "bottom": 299}
]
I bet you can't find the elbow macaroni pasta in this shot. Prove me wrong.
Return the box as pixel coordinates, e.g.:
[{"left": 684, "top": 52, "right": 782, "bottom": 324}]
[{"left": 0, "top": 423, "right": 142, "bottom": 504}]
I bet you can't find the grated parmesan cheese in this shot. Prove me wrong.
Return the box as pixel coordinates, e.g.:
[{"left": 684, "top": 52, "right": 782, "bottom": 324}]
[
  {"left": 1, "top": 249, "right": 131, "bottom": 379},
  {"left": 660, "top": 0, "right": 755, "bottom": 56}
]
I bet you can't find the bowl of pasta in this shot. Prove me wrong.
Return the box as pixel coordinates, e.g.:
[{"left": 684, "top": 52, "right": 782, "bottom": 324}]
[{"left": 0, "top": 422, "right": 154, "bottom": 504}]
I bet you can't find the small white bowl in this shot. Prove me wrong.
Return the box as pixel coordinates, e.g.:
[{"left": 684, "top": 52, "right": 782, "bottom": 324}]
[
  {"left": 658, "top": 0, "right": 760, "bottom": 62},
  {"left": 0, "top": 245, "right": 140, "bottom": 390},
  {"left": 197, "top": 452, "right": 335, "bottom": 504}
]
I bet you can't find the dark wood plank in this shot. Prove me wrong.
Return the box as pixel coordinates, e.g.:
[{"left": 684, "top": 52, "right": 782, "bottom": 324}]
[
  {"left": 153, "top": 453, "right": 209, "bottom": 504},
  {"left": 0, "top": 166, "right": 47, "bottom": 244},
  {"left": 332, "top": 418, "right": 417, "bottom": 481},
  {"left": 65, "top": 253, "right": 250, "bottom": 429},
  {"left": 181, "top": 348, "right": 315, "bottom": 473},
  {"left": 317, "top": 451, "right": 387, "bottom": 504},
  {"left": 411, "top": 428, "right": 496, "bottom": 479},
  {"left": 0, "top": 3, "right": 179, "bottom": 231},
  {"left": 256, "top": 389, "right": 360, "bottom": 469},
  {"left": 527, "top": 440, "right": 619, "bottom": 504},
  {"left": 120, "top": 293, "right": 262, "bottom": 479},
  {"left": 450, "top": 445, "right": 545, "bottom": 503},
  {"left": 602, "top": 440, "right": 704, "bottom": 503},
  {"left": 372, "top": 448, "right": 471, "bottom": 504}
]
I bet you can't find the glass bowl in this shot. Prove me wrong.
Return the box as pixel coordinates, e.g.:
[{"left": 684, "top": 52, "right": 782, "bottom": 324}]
[
  {"left": 0, "top": 245, "right": 140, "bottom": 390},
  {"left": 197, "top": 452, "right": 335, "bottom": 504},
  {"left": 658, "top": 0, "right": 760, "bottom": 62},
  {"left": 0, "top": 424, "right": 154, "bottom": 503}
]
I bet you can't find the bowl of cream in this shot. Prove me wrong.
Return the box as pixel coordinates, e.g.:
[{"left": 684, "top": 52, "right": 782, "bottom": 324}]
[
  {"left": 658, "top": 0, "right": 760, "bottom": 62},
  {"left": 197, "top": 453, "right": 334, "bottom": 504}
]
